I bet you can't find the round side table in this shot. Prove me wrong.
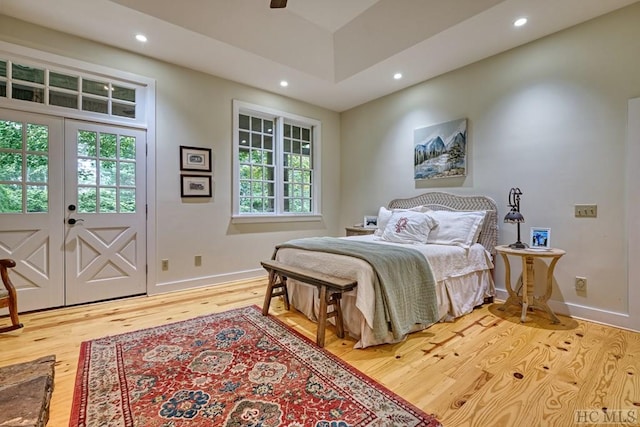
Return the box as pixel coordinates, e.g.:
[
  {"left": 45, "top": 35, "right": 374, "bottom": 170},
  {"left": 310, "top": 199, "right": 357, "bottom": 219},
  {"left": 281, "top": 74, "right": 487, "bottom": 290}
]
[{"left": 495, "top": 245, "right": 565, "bottom": 324}]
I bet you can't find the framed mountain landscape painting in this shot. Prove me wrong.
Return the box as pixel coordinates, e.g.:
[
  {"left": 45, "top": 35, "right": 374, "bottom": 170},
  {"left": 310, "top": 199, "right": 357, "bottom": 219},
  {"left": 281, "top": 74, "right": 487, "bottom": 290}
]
[{"left": 414, "top": 118, "right": 467, "bottom": 180}]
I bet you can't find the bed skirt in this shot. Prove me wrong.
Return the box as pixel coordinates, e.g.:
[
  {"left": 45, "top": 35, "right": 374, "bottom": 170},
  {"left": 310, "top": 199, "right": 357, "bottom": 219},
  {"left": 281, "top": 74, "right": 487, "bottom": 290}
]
[{"left": 286, "top": 269, "right": 494, "bottom": 348}]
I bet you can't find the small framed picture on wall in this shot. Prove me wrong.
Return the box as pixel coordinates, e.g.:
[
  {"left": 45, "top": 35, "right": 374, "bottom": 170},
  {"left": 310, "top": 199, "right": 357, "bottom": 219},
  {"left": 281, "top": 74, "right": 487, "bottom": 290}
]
[
  {"left": 181, "top": 175, "right": 212, "bottom": 198},
  {"left": 180, "top": 145, "right": 212, "bottom": 172}
]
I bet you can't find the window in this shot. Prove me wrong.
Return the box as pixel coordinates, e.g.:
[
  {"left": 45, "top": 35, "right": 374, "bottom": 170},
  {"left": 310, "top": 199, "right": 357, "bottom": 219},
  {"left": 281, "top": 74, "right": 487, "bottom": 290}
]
[
  {"left": 0, "top": 119, "right": 50, "bottom": 213},
  {"left": 233, "top": 100, "right": 321, "bottom": 222},
  {"left": 75, "top": 130, "right": 137, "bottom": 214},
  {"left": 0, "top": 57, "right": 139, "bottom": 121}
]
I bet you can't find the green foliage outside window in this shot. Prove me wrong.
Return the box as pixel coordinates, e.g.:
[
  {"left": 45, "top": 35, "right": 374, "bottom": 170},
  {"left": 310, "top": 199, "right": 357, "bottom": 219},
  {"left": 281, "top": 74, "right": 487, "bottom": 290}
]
[
  {"left": 0, "top": 120, "right": 49, "bottom": 213},
  {"left": 0, "top": 184, "right": 21, "bottom": 213},
  {"left": 237, "top": 111, "right": 314, "bottom": 215},
  {"left": 1, "top": 123, "right": 137, "bottom": 214},
  {"left": 75, "top": 131, "right": 137, "bottom": 214}
]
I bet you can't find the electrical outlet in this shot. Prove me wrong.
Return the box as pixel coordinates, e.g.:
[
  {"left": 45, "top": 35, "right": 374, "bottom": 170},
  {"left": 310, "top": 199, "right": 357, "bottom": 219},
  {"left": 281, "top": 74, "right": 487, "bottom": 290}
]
[
  {"left": 575, "top": 204, "right": 597, "bottom": 218},
  {"left": 161, "top": 259, "right": 169, "bottom": 271},
  {"left": 575, "top": 276, "right": 587, "bottom": 291},
  {"left": 195, "top": 255, "right": 202, "bottom": 267}
]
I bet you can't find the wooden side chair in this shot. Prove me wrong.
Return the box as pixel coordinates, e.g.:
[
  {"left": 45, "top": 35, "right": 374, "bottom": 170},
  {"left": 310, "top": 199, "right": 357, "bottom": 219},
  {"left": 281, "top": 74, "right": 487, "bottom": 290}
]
[{"left": 0, "top": 259, "right": 23, "bottom": 333}]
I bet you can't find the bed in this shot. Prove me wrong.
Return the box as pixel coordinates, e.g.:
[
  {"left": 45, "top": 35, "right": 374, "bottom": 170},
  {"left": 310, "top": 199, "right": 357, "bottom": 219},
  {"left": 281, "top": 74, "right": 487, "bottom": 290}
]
[{"left": 273, "top": 192, "right": 498, "bottom": 348}]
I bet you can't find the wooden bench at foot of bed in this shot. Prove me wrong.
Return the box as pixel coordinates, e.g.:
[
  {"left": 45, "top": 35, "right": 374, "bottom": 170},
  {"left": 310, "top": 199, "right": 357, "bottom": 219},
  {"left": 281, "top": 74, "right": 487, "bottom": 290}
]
[{"left": 261, "top": 260, "right": 357, "bottom": 347}]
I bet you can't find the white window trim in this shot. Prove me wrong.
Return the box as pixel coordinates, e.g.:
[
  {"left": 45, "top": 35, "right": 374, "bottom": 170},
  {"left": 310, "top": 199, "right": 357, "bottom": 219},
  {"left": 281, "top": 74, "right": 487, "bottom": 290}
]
[
  {"left": 0, "top": 41, "right": 153, "bottom": 129},
  {"left": 232, "top": 99, "right": 322, "bottom": 223}
]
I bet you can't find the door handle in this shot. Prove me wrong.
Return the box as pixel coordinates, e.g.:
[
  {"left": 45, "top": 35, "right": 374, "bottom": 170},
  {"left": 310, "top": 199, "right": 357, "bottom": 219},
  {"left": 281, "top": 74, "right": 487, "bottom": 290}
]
[{"left": 68, "top": 218, "right": 85, "bottom": 225}]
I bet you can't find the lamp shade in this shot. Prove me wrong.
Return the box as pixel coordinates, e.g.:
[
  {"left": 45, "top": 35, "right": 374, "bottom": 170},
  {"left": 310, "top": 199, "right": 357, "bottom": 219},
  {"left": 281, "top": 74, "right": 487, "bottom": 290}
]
[{"left": 504, "top": 210, "right": 524, "bottom": 223}]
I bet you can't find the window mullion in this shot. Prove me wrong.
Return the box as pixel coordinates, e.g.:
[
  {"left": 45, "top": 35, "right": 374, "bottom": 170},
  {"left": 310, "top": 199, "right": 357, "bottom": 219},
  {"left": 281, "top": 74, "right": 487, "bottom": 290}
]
[
  {"left": 7, "top": 60, "right": 12, "bottom": 99},
  {"left": 275, "top": 116, "right": 284, "bottom": 215},
  {"left": 22, "top": 121, "right": 27, "bottom": 213}
]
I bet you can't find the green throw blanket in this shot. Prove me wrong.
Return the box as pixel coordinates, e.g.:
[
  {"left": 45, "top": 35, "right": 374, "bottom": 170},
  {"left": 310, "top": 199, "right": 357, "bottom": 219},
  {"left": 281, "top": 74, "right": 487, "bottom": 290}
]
[{"left": 275, "top": 237, "right": 438, "bottom": 340}]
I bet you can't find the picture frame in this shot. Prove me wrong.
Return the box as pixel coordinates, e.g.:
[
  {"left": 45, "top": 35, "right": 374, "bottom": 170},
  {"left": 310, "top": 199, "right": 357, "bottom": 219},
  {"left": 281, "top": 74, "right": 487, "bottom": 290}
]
[
  {"left": 363, "top": 215, "right": 378, "bottom": 229},
  {"left": 414, "top": 118, "right": 467, "bottom": 180},
  {"left": 181, "top": 175, "right": 212, "bottom": 198},
  {"left": 180, "top": 145, "right": 212, "bottom": 172},
  {"left": 530, "top": 227, "right": 551, "bottom": 249}
]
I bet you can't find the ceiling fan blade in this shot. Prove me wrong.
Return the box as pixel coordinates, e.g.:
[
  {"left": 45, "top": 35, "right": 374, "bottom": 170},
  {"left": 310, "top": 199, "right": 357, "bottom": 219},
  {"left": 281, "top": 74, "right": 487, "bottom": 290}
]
[{"left": 270, "top": 0, "right": 287, "bottom": 8}]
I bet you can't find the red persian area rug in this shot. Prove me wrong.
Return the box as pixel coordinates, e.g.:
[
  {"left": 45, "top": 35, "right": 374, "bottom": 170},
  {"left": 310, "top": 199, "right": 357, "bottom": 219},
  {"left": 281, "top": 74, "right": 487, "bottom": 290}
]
[{"left": 70, "top": 305, "right": 442, "bottom": 427}]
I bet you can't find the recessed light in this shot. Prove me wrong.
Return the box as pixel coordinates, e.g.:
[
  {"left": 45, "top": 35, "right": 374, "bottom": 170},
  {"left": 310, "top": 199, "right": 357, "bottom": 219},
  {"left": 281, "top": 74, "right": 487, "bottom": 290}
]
[
  {"left": 135, "top": 34, "right": 148, "bottom": 42},
  {"left": 280, "top": 80, "right": 289, "bottom": 87},
  {"left": 393, "top": 73, "right": 402, "bottom": 80},
  {"left": 513, "top": 18, "right": 527, "bottom": 27}
]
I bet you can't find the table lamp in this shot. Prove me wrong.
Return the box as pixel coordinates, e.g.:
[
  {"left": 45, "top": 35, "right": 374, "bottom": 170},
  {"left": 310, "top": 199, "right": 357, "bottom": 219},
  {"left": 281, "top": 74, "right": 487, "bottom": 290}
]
[{"left": 504, "top": 187, "right": 528, "bottom": 249}]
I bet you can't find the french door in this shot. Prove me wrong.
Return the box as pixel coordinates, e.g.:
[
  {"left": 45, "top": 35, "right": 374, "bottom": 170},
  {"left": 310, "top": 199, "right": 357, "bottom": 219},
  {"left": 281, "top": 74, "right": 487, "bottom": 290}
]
[
  {"left": 0, "top": 109, "right": 147, "bottom": 311},
  {"left": 64, "top": 120, "right": 146, "bottom": 305},
  {"left": 0, "top": 110, "right": 64, "bottom": 311}
]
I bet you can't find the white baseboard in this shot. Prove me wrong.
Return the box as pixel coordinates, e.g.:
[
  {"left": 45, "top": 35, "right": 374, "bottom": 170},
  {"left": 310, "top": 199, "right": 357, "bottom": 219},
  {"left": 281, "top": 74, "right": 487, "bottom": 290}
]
[
  {"left": 149, "top": 268, "right": 265, "bottom": 295},
  {"left": 494, "top": 288, "right": 638, "bottom": 333}
]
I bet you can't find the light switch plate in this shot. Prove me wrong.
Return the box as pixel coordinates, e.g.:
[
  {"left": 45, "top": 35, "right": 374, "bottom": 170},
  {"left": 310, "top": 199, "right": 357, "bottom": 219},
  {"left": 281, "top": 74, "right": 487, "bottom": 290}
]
[{"left": 575, "top": 204, "right": 597, "bottom": 218}]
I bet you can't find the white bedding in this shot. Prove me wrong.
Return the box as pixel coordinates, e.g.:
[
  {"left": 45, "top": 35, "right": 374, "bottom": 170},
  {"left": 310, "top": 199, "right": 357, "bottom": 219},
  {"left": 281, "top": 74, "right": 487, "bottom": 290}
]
[{"left": 275, "top": 235, "right": 495, "bottom": 348}]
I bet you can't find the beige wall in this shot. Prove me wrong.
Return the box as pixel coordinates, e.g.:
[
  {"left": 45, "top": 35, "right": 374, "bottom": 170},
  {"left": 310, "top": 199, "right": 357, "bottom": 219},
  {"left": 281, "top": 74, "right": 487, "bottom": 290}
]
[
  {"left": 340, "top": 3, "right": 640, "bottom": 321},
  {"left": 0, "top": 16, "right": 342, "bottom": 293}
]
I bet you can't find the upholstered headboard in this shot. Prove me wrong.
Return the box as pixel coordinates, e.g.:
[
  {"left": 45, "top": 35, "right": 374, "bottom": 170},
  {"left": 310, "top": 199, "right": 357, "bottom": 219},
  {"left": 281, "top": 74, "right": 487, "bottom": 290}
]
[{"left": 387, "top": 191, "right": 498, "bottom": 258}]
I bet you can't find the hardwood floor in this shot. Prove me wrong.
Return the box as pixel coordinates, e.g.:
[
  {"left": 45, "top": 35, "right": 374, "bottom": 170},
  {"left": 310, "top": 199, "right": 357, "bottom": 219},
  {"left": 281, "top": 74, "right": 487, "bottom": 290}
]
[{"left": 1, "top": 278, "right": 639, "bottom": 426}]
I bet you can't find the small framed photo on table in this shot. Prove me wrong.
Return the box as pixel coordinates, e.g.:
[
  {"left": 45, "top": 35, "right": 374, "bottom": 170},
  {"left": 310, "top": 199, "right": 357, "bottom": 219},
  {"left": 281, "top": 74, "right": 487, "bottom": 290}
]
[
  {"left": 363, "top": 215, "right": 378, "bottom": 229},
  {"left": 180, "top": 145, "right": 212, "bottom": 172},
  {"left": 530, "top": 227, "right": 551, "bottom": 249}
]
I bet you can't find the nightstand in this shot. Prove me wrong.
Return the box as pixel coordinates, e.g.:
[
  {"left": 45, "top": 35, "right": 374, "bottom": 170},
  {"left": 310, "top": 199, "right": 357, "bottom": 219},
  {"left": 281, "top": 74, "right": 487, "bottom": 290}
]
[
  {"left": 495, "top": 245, "right": 565, "bottom": 324},
  {"left": 345, "top": 226, "right": 376, "bottom": 237}
]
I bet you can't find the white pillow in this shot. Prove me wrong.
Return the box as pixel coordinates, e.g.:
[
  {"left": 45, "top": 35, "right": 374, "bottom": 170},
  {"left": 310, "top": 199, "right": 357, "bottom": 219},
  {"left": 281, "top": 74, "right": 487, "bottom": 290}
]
[
  {"left": 380, "top": 210, "right": 438, "bottom": 244},
  {"left": 375, "top": 205, "right": 428, "bottom": 237},
  {"left": 426, "top": 210, "right": 486, "bottom": 248}
]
